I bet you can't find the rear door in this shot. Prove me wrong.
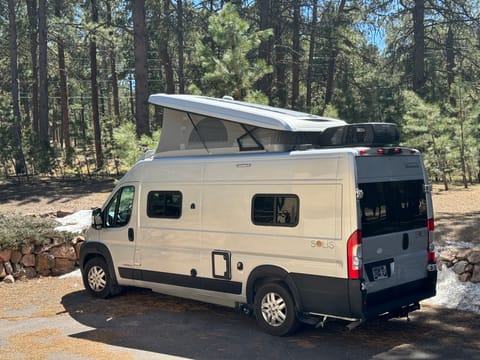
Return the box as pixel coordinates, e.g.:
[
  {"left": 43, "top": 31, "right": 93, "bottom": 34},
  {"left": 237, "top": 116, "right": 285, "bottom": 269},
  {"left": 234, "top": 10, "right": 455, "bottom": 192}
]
[{"left": 356, "top": 155, "right": 431, "bottom": 295}]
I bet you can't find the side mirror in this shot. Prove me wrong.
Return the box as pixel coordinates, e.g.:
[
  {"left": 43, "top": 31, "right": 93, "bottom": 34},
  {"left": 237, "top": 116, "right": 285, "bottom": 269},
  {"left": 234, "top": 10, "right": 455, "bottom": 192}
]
[{"left": 92, "top": 208, "right": 103, "bottom": 229}]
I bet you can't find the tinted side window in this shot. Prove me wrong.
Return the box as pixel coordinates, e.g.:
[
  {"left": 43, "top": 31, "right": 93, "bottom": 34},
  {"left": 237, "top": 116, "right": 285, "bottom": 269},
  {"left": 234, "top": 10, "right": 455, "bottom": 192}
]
[
  {"left": 359, "top": 180, "right": 427, "bottom": 237},
  {"left": 147, "top": 191, "right": 182, "bottom": 219},
  {"left": 252, "top": 194, "right": 299, "bottom": 227},
  {"left": 105, "top": 186, "right": 135, "bottom": 228}
]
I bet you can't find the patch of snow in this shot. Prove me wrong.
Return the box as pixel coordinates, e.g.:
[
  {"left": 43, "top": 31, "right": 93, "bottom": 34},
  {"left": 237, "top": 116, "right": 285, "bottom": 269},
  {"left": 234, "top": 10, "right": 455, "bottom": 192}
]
[
  {"left": 59, "top": 269, "right": 81, "bottom": 279},
  {"left": 424, "top": 266, "right": 480, "bottom": 314},
  {"left": 439, "top": 240, "right": 475, "bottom": 250},
  {"left": 54, "top": 210, "right": 92, "bottom": 233}
]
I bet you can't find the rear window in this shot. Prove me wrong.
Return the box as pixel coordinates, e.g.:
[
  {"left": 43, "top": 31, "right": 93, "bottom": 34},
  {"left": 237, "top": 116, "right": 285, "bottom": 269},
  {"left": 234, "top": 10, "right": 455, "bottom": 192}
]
[{"left": 359, "top": 180, "right": 427, "bottom": 237}]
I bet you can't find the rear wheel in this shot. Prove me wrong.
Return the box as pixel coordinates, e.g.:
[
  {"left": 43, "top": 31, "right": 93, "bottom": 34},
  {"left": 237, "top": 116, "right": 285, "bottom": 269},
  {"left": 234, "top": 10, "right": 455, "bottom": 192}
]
[
  {"left": 254, "top": 282, "right": 300, "bottom": 336},
  {"left": 82, "top": 257, "right": 120, "bottom": 299}
]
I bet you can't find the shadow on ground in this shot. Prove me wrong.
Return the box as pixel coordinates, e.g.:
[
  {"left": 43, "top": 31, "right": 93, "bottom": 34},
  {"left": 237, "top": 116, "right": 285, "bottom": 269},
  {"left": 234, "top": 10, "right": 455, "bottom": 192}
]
[
  {"left": 0, "top": 179, "right": 114, "bottom": 206},
  {"left": 435, "top": 211, "right": 480, "bottom": 247},
  {"left": 61, "top": 287, "right": 480, "bottom": 359}
]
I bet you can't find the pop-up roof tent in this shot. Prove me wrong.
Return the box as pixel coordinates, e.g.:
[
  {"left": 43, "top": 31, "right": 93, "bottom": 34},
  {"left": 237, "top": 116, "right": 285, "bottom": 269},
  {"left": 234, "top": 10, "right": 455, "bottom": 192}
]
[{"left": 148, "top": 94, "right": 400, "bottom": 157}]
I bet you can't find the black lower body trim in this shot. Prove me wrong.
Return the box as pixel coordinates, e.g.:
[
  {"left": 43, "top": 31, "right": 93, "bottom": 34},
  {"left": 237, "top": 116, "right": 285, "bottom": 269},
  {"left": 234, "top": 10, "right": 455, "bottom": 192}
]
[
  {"left": 364, "top": 274, "right": 437, "bottom": 319},
  {"left": 118, "top": 267, "right": 242, "bottom": 295}
]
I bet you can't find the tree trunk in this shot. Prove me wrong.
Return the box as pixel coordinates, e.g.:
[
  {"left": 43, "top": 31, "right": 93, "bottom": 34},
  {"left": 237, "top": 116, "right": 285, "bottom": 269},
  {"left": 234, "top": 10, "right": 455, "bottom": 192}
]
[
  {"left": 106, "top": 0, "right": 121, "bottom": 125},
  {"left": 38, "top": 0, "right": 49, "bottom": 146},
  {"left": 323, "top": 0, "right": 346, "bottom": 111},
  {"left": 412, "top": 0, "right": 426, "bottom": 94},
  {"left": 90, "top": 0, "right": 103, "bottom": 169},
  {"left": 291, "top": 0, "right": 300, "bottom": 109},
  {"left": 177, "top": 0, "right": 185, "bottom": 94},
  {"left": 55, "top": 0, "right": 71, "bottom": 157},
  {"left": 160, "top": 1, "right": 175, "bottom": 94},
  {"left": 446, "top": 25, "right": 455, "bottom": 105},
  {"left": 132, "top": 0, "right": 150, "bottom": 137},
  {"left": 273, "top": 4, "right": 287, "bottom": 107},
  {"left": 26, "top": 0, "right": 39, "bottom": 135},
  {"left": 256, "top": 0, "right": 273, "bottom": 101},
  {"left": 306, "top": 0, "right": 318, "bottom": 112},
  {"left": 8, "top": 0, "right": 27, "bottom": 176}
]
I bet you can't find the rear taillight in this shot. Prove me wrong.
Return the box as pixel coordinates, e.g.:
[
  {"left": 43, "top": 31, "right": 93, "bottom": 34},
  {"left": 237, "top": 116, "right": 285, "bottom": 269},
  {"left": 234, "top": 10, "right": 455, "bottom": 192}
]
[
  {"left": 427, "top": 218, "right": 435, "bottom": 263},
  {"left": 347, "top": 230, "right": 363, "bottom": 279}
]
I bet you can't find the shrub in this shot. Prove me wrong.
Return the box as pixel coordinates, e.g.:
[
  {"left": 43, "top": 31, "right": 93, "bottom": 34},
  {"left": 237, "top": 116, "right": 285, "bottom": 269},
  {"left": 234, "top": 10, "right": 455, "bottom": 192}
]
[{"left": 0, "top": 213, "right": 73, "bottom": 250}]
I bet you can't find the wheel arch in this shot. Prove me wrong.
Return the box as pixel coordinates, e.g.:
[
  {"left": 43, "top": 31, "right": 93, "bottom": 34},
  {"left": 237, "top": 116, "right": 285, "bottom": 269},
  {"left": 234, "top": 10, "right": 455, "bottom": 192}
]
[
  {"left": 246, "top": 265, "right": 303, "bottom": 313},
  {"left": 79, "top": 241, "right": 117, "bottom": 284}
]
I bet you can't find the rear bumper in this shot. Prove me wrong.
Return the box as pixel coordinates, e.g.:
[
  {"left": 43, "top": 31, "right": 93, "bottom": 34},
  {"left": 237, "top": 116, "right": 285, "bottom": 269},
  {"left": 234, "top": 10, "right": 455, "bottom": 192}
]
[
  {"left": 363, "top": 272, "right": 437, "bottom": 319},
  {"left": 289, "top": 271, "right": 437, "bottom": 321}
]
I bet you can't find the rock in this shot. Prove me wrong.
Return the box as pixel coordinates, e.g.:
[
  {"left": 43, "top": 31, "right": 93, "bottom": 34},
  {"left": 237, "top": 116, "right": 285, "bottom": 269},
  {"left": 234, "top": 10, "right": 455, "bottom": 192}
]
[
  {"left": 438, "top": 249, "right": 457, "bottom": 262},
  {"left": 33, "top": 245, "right": 48, "bottom": 255},
  {"left": 3, "top": 275, "right": 15, "bottom": 284},
  {"left": 24, "top": 267, "right": 37, "bottom": 279},
  {"left": 49, "top": 244, "right": 77, "bottom": 261},
  {"left": 10, "top": 250, "right": 22, "bottom": 264},
  {"left": 0, "top": 262, "right": 6, "bottom": 278},
  {"left": 465, "top": 263, "right": 474, "bottom": 273},
  {"left": 74, "top": 243, "right": 82, "bottom": 259},
  {"left": 467, "top": 250, "right": 480, "bottom": 264},
  {"left": 459, "top": 272, "right": 472, "bottom": 282},
  {"left": 21, "top": 243, "right": 34, "bottom": 255},
  {"left": 52, "top": 259, "right": 75, "bottom": 275},
  {"left": 56, "top": 210, "right": 73, "bottom": 218},
  {"left": 471, "top": 264, "right": 480, "bottom": 283},
  {"left": 36, "top": 253, "right": 55, "bottom": 273},
  {"left": 20, "top": 254, "right": 36, "bottom": 267},
  {"left": 4, "top": 261, "right": 13, "bottom": 275},
  {"left": 0, "top": 249, "right": 12, "bottom": 262},
  {"left": 455, "top": 248, "right": 471, "bottom": 260},
  {"left": 452, "top": 260, "right": 469, "bottom": 275},
  {"left": 71, "top": 235, "right": 85, "bottom": 245},
  {"left": 12, "top": 263, "right": 25, "bottom": 277}
]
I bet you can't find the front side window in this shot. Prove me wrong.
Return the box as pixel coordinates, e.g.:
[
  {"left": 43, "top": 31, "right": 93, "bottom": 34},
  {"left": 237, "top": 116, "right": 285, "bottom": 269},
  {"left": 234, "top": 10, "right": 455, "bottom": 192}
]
[
  {"left": 105, "top": 186, "right": 135, "bottom": 228},
  {"left": 359, "top": 180, "right": 427, "bottom": 237},
  {"left": 147, "top": 191, "right": 182, "bottom": 219},
  {"left": 252, "top": 194, "right": 299, "bottom": 227}
]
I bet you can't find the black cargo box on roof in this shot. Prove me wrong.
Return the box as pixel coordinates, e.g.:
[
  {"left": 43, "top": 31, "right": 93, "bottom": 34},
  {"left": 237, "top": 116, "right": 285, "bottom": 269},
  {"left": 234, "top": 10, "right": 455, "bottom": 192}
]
[{"left": 318, "top": 123, "right": 400, "bottom": 148}]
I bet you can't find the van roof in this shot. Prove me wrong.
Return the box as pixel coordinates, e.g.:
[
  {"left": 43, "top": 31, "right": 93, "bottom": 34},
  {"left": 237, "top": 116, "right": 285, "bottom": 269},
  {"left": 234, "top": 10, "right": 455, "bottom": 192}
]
[{"left": 148, "top": 94, "right": 346, "bottom": 132}]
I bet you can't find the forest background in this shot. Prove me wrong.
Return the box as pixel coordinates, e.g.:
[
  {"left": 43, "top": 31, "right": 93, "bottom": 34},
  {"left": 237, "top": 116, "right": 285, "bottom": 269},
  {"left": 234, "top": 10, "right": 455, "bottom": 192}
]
[{"left": 1, "top": 0, "right": 480, "bottom": 191}]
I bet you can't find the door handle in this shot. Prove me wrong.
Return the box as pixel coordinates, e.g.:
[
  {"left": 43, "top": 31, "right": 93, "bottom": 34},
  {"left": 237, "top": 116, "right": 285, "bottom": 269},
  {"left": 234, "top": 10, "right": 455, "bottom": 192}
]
[
  {"left": 402, "top": 233, "right": 409, "bottom": 250},
  {"left": 128, "top": 228, "right": 134, "bottom": 242}
]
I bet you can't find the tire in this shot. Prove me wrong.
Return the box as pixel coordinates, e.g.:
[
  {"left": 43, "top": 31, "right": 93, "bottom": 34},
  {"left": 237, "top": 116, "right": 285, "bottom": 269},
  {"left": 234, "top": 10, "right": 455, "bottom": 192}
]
[
  {"left": 82, "top": 257, "right": 121, "bottom": 299},
  {"left": 254, "top": 282, "right": 300, "bottom": 336}
]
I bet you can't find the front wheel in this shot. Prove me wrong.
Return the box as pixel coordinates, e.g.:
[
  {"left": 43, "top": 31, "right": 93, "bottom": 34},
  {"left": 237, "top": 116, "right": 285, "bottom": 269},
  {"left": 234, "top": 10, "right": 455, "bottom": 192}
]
[
  {"left": 82, "top": 257, "right": 121, "bottom": 299},
  {"left": 254, "top": 282, "right": 300, "bottom": 336}
]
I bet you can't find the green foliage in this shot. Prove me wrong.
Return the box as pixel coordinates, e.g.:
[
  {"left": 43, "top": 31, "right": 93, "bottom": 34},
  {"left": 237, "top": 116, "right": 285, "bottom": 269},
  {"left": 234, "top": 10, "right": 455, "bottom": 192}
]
[
  {"left": 193, "top": 3, "right": 273, "bottom": 100},
  {"left": 401, "top": 91, "right": 457, "bottom": 184},
  {"left": 112, "top": 122, "right": 160, "bottom": 169},
  {"left": 0, "top": 214, "right": 72, "bottom": 250}
]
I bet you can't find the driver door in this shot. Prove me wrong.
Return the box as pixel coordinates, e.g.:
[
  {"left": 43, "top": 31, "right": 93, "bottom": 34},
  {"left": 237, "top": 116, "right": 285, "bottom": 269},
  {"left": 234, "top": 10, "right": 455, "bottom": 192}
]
[{"left": 101, "top": 183, "right": 138, "bottom": 280}]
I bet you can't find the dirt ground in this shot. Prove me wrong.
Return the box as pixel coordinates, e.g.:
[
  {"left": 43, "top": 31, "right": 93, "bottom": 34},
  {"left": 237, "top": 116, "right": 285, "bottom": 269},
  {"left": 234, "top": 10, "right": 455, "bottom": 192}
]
[{"left": 0, "top": 178, "right": 478, "bottom": 246}]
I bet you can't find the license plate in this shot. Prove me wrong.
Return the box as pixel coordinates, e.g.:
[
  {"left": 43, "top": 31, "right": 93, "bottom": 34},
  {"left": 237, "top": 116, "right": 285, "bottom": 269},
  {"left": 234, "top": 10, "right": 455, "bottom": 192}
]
[{"left": 372, "top": 264, "right": 388, "bottom": 280}]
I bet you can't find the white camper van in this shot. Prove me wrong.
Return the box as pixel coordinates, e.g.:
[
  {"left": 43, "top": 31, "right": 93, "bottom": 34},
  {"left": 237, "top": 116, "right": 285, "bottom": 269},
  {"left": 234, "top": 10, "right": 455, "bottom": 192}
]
[{"left": 80, "top": 94, "right": 437, "bottom": 336}]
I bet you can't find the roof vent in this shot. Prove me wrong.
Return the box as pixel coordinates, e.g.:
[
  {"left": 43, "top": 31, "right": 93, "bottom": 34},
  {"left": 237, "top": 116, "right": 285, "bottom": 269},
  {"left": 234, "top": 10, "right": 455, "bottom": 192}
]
[{"left": 222, "top": 95, "right": 234, "bottom": 101}]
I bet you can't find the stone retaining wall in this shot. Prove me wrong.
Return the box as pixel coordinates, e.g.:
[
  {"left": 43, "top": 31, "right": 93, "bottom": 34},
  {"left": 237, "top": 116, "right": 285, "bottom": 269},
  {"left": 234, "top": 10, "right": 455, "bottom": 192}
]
[
  {"left": 0, "top": 236, "right": 84, "bottom": 283},
  {"left": 437, "top": 248, "right": 480, "bottom": 283}
]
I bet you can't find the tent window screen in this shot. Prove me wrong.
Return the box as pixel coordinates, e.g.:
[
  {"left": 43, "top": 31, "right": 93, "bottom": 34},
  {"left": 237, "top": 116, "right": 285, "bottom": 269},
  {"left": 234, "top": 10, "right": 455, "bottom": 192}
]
[
  {"left": 147, "top": 191, "right": 182, "bottom": 219},
  {"left": 252, "top": 194, "right": 299, "bottom": 227},
  {"left": 189, "top": 117, "right": 228, "bottom": 144}
]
